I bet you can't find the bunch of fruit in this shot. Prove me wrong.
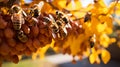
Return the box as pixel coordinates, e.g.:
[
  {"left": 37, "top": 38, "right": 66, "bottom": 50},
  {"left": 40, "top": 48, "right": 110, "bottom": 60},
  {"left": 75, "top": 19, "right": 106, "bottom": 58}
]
[{"left": 0, "top": 0, "right": 120, "bottom": 66}]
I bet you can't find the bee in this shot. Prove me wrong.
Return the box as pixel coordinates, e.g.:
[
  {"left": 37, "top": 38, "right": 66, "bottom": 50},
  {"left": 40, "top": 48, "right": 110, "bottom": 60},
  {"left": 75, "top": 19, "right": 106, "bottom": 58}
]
[
  {"left": 44, "top": 14, "right": 59, "bottom": 38},
  {"left": 89, "top": 34, "right": 96, "bottom": 48},
  {"left": 24, "top": 1, "right": 44, "bottom": 26},
  {"left": 56, "top": 19, "right": 65, "bottom": 28},
  {"left": 30, "top": 1, "right": 44, "bottom": 18},
  {"left": 10, "top": 5, "right": 21, "bottom": 14},
  {"left": 11, "top": 13, "right": 24, "bottom": 30},
  {"left": 58, "top": 27, "right": 67, "bottom": 39},
  {"left": 44, "top": 14, "right": 68, "bottom": 39},
  {"left": 25, "top": 15, "right": 38, "bottom": 26},
  {"left": 56, "top": 10, "right": 72, "bottom": 29},
  {"left": 84, "top": 12, "right": 91, "bottom": 22},
  {"left": 56, "top": 19, "right": 68, "bottom": 38},
  {"left": 10, "top": 5, "right": 26, "bottom": 31},
  {"left": 17, "top": 30, "right": 28, "bottom": 43},
  {"left": 56, "top": 10, "right": 69, "bottom": 24},
  {"left": 48, "top": 14, "right": 59, "bottom": 33}
]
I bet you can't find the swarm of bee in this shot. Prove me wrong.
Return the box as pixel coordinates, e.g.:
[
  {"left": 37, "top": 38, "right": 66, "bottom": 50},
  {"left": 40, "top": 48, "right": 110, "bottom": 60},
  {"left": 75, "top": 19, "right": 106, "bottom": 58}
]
[{"left": 0, "top": 0, "right": 117, "bottom": 65}]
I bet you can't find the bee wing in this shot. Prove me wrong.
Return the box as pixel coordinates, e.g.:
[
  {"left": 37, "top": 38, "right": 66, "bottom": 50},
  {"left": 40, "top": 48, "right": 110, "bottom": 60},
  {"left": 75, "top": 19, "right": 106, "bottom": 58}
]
[
  {"left": 11, "top": 14, "right": 13, "bottom": 21},
  {"left": 63, "top": 27, "right": 67, "bottom": 35},
  {"left": 66, "top": 13, "right": 72, "bottom": 17},
  {"left": 44, "top": 17, "right": 52, "bottom": 24},
  {"left": 21, "top": 10, "right": 27, "bottom": 17},
  {"left": 65, "top": 23, "right": 72, "bottom": 28},
  {"left": 52, "top": 32, "right": 57, "bottom": 39},
  {"left": 44, "top": 17, "right": 51, "bottom": 21},
  {"left": 49, "top": 14, "right": 56, "bottom": 23},
  {"left": 37, "top": 1, "right": 44, "bottom": 11},
  {"left": 19, "top": 12, "right": 25, "bottom": 24}
]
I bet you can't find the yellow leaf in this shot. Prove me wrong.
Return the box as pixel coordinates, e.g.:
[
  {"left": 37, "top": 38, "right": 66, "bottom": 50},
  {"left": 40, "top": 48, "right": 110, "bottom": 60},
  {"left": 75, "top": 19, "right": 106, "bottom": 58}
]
[
  {"left": 32, "top": 52, "right": 38, "bottom": 60},
  {"left": 108, "top": 2, "right": 116, "bottom": 14},
  {"left": 39, "top": 45, "right": 50, "bottom": 59},
  {"left": 104, "top": 28, "right": 113, "bottom": 34},
  {"left": 94, "top": 0, "right": 107, "bottom": 8},
  {"left": 86, "top": 4, "right": 94, "bottom": 11},
  {"left": 52, "top": 0, "right": 66, "bottom": 10},
  {"left": 115, "top": 2, "right": 120, "bottom": 15},
  {"left": 66, "top": 0, "right": 82, "bottom": 10},
  {"left": 101, "top": 49, "right": 111, "bottom": 64},
  {"left": 97, "top": 23, "right": 106, "bottom": 33},
  {"left": 100, "top": 34, "right": 110, "bottom": 48},
  {"left": 50, "top": 39, "right": 55, "bottom": 48},
  {"left": 110, "top": 38, "right": 116, "bottom": 43},
  {"left": 96, "top": 57, "right": 101, "bottom": 64},
  {"left": 18, "top": 55, "right": 22, "bottom": 60},
  {"left": 91, "top": 47, "right": 96, "bottom": 53},
  {"left": 84, "top": 48, "right": 90, "bottom": 57},
  {"left": 41, "top": 2, "right": 53, "bottom": 13},
  {"left": 89, "top": 53, "right": 97, "bottom": 64},
  {"left": 70, "top": 34, "right": 84, "bottom": 55},
  {"left": 73, "top": 11, "right": 86, "bottom": 18}
]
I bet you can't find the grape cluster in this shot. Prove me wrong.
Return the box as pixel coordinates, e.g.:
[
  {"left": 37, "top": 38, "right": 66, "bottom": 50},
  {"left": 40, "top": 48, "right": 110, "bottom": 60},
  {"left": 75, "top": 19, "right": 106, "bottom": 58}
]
[
  {"left": 0, "top": 8, "right": 86, "bottom": 64},
  {"left": 0, "top": 12, "right": 53, "bottom": 64}
]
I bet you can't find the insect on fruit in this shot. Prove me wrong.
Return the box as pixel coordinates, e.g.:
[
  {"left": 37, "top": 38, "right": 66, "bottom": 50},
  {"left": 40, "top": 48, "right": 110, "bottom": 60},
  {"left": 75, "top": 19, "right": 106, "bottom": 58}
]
[
  {"left": 84, "top": 12, "right": 91, "bottom": 22},
  {"left": 11, "top": 13, "right": 24, "bottom": 30},
  {"left": 56, "top": 10, "right": 72, "bottom": 29},
  {"left": 56, "top": 19, "right": 68, "bottom": 38},
  {"left": 24, "top": 1, "right": 44, "bottom": 26},
  {"left": 58, "top": 27, "right": 68, "bottom": 39},
  {"left": 44, "top": 14, "right": 59, "bottom": 33},
  {"left": 17, "top": 30, "right": 28, "bottom": 43},
  {"left": 25, "top": 15, "right": 38, "bottom": 26},
  {"left": 56, "top": 10, "right": 69, "bottom": 24},
  {"left": 56, "top": 19, "right": 65, "bottom": 28},
  {"left": 43, "top": 14, "right": 59, "bottom": 38},
  {"left": 30, "top": 1, "right": 44, "bottom": 18},
  {"left": 44, "top": 14, "right": 68, "bottom": 39},
  {"left": 10, "top": 5, "right": 26, "bottom": 31}
]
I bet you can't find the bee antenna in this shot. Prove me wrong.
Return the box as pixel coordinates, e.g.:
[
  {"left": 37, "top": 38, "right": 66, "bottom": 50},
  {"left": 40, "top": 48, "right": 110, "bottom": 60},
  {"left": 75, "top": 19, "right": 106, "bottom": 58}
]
[{"left": 49, "top": 14, "right": 55, "bottom": 22}]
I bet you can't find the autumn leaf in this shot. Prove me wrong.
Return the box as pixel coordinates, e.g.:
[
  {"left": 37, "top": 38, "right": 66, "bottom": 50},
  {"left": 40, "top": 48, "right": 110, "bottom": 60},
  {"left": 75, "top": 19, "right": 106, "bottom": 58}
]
[
  {"left": 89, "top": 53, "right": 97, "bottom": 64},
  {"left": 101, "top": 49, "right": 111, "bottom": 64}
]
